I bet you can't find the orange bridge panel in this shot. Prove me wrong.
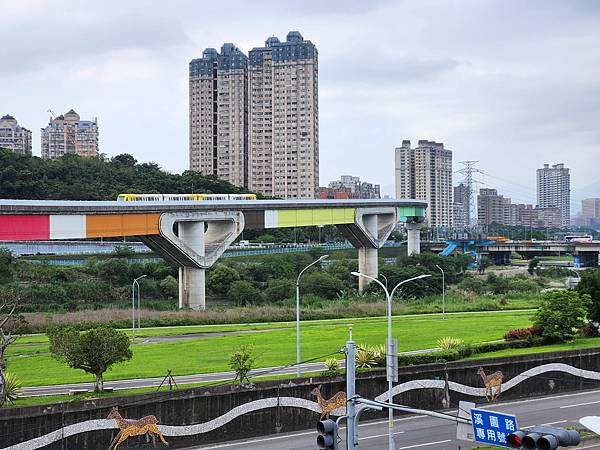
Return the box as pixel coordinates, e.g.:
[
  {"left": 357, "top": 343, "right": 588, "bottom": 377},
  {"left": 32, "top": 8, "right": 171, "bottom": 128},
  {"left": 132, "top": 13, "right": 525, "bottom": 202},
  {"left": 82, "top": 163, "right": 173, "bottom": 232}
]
[{"left": 86, "top": 214, "right": 160, "bottom": 238}]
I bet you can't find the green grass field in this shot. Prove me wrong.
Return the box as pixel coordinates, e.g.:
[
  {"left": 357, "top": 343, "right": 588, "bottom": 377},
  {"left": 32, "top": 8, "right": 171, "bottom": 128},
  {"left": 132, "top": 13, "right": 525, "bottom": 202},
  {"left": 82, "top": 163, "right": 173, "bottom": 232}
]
[{"left": 5, "top": 311, "right": 534, "bottom": 388}]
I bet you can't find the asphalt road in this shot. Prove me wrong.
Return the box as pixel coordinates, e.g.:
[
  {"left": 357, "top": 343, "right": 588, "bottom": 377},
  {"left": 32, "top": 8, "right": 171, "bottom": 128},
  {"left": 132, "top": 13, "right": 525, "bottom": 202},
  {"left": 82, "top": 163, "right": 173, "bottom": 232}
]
[{"left": 187, "top": 388, "right": 600, "bottom": 450}]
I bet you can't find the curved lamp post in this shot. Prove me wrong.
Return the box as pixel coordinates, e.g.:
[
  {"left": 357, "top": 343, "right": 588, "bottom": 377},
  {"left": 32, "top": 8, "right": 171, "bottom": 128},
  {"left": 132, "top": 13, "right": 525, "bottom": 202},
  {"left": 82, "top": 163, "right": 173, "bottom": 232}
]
[
  {"left": 132, "top": 275, "right": 147, "bottom": 338},
  {"left": 351, "top": 272, "right": 431, "bottom": 450},
  {"left": 296, "top": 254, "right": 329, "bottom": 377}
]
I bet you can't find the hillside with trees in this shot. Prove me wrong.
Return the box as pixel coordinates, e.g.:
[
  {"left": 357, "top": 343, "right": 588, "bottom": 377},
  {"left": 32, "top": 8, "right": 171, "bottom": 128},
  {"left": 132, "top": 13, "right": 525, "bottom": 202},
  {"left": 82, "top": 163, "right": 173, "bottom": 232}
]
[{"left": 0, "top": 149, "right": 251, "bottom": 200}]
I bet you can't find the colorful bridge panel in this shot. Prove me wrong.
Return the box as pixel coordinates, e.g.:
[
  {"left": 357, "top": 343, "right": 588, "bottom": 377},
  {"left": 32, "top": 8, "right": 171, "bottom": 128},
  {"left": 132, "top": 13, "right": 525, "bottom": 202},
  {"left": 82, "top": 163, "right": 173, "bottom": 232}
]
[
  {"left": 0, "top": 215, "right": 50, "bottom": 240},
  {"left": 86, "top": 214, "right": 160, "bottom": 238},
  {"left": 0, "top": 214, "right": 160, "bottom": 240},
  {"left": 398, "top": 206, "right": 425, "bottom": 222},
  {"left": 265, "top": 208, "right": 355, "bottom": 228}
]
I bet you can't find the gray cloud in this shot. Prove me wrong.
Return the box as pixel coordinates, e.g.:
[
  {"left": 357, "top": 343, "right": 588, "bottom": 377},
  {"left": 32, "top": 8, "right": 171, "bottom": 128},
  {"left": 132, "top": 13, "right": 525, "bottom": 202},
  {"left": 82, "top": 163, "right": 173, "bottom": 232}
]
[{"left": 0, "top": 0, "right": 599, "bottom": 208}]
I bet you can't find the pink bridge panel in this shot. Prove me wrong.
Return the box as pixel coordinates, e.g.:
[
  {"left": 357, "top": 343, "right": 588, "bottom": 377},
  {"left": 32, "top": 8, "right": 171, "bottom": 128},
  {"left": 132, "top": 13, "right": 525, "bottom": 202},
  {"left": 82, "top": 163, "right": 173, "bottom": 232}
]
[{"left": 0, "top": 215, "right": 50, "bottom": 240}]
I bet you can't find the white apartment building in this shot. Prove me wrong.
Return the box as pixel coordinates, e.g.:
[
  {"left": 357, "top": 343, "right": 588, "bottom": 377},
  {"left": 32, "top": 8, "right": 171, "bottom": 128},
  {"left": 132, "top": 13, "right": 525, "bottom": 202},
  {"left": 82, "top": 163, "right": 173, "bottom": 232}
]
[
  {"left": 395, "top": 140, "right": 453, "bottom": 228},
  {"left": 248, "top": 32, "right": 319, "bottom": 198},
  {"left": 41, "top": 110, "right": 98, "bottom": 159},
  {"left": 0, "top": 115, "right": 32, "bottom": 156},
  {"left": 537, "top": 163, "right": 570, "bottom": 228}
]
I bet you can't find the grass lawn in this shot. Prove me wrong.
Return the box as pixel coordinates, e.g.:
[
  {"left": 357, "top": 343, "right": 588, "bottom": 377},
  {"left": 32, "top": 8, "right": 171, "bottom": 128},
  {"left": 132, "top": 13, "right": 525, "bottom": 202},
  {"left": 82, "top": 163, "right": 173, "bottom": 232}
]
[{"left": 5, "top": 311, "right": 533, "bottom": 388}]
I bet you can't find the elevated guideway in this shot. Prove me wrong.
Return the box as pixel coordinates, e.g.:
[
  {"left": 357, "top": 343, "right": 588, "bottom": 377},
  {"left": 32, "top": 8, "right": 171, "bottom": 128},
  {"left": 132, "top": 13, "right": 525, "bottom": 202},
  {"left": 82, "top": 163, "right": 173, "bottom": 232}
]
[{"left": 0, "top": 199, "right": 427, "bottom": 309}]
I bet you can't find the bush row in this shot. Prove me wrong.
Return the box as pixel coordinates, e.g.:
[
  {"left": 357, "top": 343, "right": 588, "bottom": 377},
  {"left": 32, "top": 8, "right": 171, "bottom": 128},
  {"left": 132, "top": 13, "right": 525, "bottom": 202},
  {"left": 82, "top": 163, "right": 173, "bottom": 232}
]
[{"left": 396, "top": 338, "right": 545, "bottom": 367}]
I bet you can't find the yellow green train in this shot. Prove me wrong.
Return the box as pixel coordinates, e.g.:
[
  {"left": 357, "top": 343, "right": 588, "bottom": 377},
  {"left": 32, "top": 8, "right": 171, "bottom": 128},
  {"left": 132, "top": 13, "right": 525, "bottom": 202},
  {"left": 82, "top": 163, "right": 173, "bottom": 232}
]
[{"left": 117, "top": 193, "right": 257, "bottom": 202}]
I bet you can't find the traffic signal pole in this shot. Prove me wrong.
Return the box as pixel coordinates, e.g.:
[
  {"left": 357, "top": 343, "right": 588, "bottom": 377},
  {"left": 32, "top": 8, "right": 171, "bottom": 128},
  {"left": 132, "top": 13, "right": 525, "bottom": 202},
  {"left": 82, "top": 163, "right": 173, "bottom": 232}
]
[{"left": 346, "top": 327, "right": 357, "bottom": 450}]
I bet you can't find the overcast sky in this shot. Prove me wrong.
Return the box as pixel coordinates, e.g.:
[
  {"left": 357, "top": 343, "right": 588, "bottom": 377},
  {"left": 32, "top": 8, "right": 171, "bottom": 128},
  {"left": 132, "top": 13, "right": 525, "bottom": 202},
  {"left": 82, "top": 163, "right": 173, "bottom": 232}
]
[{"left": 2, "top": 0, "right": 599, "bottom": 208}]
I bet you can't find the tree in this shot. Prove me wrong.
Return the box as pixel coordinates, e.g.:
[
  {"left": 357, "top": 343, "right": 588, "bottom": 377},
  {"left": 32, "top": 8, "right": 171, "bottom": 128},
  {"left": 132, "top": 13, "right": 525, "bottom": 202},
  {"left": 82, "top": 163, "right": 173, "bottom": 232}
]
[
  {"left": 577, "top": 270, "right": 600, "bottom": 325},
  {"left": 528, "top": 257, "right": 540, "bottom": 275},
  {"left": 264, "top": 279, "right": 295, "bottom": 303},
  {"left": 47, "top": 326, "right": 132, "bottom": 392},
  {"left": 229, "top": 280, "right": 262, "bottom": 306},
  {"left": 302, "top": 272, "right": 345, "bottom": 299},
  {"left": 207, "top": 264, "right": 240, "bottom": 296},
  {"left": 534, "top": 290, "right": 591, "bottom": 342},
  {"left": 477, "top": 256, "right": 492, "bottom": 274},
  {"left": 229, "top": 344, "right": 254, "bottom": 383},
  {"left": 0, "top": 288, "right": 21, "bottom": 407},
  {"left": 0, "top": 248, "right": 13, "bottom": 279}
]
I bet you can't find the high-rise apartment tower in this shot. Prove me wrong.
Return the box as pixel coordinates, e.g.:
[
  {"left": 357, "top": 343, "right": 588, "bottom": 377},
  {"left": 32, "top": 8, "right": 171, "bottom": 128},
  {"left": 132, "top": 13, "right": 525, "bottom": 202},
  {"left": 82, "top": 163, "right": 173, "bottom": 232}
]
[
  {"left": 537, "top": 163, "right": 570, "bottom": 228},
  {"left": 395, "top": 140, "right": 453, "bottom": 228},
  {"left": 41, "top": 110, "right": 98, "bottom": 159},
  {"left": 248, "top": 32, "right": 319, "bottom": 198},
  {"left": 189, "top": 32, "right": 319, "bottom": 198},
  {"left": 0, "top": 115, "right": 32, "bottom": 156},
  {"left": 189, "top": 44, "right": 248, "bottom": 187}
]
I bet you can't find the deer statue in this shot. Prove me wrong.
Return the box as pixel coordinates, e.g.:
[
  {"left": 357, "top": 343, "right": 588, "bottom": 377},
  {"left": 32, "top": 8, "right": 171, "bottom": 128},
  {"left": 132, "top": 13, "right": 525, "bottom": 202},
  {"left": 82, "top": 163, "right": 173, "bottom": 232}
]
[
  {"left": 107, "top": 406, "right": 169, "bottom": 450},
  {"left": 477, "top": 367, "right": 504, "bottom": 402},
  {"left": 311, "top": 385, "right": 347, "bottom": 419}
]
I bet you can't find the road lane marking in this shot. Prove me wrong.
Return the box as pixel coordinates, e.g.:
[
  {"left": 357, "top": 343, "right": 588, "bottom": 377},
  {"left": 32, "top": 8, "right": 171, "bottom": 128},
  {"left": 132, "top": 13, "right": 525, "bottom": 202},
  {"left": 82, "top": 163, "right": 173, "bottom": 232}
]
[
  {"left": 542, "top": 420, "right": 568, "bottom": 425},
  {"left": 398, "top": 439, "right": 452, "bottom": 449},
  {"left": 360, "top": 431, "right": 405, "bottom": 440},
  {"left": 560, "top": 400, "right": 600, "bottom": 409}
]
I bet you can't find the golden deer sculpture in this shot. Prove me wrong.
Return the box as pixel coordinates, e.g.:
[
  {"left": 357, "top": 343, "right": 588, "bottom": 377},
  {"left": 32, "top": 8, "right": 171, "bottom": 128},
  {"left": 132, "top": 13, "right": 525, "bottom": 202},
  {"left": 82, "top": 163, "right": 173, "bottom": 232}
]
[
  {"left": 107, "top": 406, "right": 169, "bottom": 450},
  {"left": 311, "top": 385, "right": 347, "bottom": 419},
  {"left": 477, "top": 367, "right": 504, "bottom": 402}
]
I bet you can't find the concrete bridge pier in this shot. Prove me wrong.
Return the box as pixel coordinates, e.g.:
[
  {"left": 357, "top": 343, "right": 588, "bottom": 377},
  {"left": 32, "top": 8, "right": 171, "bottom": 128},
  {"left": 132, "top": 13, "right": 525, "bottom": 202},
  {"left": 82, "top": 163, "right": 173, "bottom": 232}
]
[
  {"left": 141, "top": 211, "right": 244, "bottom": 311},
  {"left": 338, "top": 208, "right": 399, "bottom": 292},
  {"left": 406, "top": 222, "right": 423, "bottom": 255},
  {"left": 178, "top": 222, "right": 205, "bottom": 310}
]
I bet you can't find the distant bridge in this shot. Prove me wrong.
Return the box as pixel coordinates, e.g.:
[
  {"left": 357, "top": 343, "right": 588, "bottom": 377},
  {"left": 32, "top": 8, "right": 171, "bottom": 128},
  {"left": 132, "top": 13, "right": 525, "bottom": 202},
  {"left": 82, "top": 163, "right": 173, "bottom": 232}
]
[{"left": 426, "top": 240, "right": 600, "bottom": 267}]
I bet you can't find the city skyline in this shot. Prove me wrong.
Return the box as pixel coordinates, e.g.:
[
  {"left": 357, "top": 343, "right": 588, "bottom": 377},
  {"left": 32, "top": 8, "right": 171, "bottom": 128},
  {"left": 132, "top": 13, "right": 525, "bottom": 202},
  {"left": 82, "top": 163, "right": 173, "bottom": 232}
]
[{"left": 1, "top": 0, "right": 599, "bottom": 207}]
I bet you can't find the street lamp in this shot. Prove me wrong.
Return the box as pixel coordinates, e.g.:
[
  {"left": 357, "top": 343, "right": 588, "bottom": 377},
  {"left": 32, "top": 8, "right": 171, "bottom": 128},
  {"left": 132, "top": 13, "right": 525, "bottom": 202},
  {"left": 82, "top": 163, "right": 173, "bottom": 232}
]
[
  {"left": 380, "top": 273, "right": 389, "bottom": 291},
  {"left": 351, "top": 272, "right": 431, "bottom": 450},
  {"left": 296, "top": 254, "right": 329, "bottom": 377},
  {"left": 435, "top": 265, "right": 446, "bottom": 320},
  {"left": 132, "top": 275, "right": 147, "bottom": 338}
]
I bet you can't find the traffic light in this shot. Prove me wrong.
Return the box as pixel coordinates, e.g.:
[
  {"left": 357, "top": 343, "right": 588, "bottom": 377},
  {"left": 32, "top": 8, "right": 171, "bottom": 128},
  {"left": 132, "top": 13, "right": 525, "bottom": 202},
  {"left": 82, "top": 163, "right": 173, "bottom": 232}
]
[
  {"left": 316, "top": 419, "right": 339, "bottom": 450},
  {"left": 507, "top": 426, "right": 580, "bottom": 449}
]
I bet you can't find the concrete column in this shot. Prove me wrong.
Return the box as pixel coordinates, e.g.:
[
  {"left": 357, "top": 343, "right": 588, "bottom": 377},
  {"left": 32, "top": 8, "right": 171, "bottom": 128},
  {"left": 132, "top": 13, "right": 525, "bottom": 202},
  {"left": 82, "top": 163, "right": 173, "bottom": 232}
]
[
  {"left": 179, "top": 266, "right": 206, "bottom": 310},
  {"left": 178, "top": 222, "right": 206, "bottom": 310},
  {"left": 358, "top": 247, "right": 378, "bottom": 292},
  {"left": 406, "top": 222, "right": 422, "bottom": 255}
]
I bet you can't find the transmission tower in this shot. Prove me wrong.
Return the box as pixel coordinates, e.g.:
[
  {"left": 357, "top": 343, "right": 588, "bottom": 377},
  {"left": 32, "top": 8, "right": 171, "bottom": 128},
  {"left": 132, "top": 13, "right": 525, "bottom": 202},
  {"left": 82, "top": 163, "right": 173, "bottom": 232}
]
[{"left": 457, "top": 161, "right": 484, "bottom": 228}]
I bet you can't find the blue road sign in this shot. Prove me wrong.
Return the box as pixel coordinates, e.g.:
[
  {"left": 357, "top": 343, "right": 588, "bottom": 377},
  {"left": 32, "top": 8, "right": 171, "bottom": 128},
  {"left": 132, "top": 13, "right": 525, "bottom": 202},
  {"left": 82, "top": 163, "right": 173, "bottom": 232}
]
[{"left": 471, "top": 408, "right": 518, "bottom": 448}]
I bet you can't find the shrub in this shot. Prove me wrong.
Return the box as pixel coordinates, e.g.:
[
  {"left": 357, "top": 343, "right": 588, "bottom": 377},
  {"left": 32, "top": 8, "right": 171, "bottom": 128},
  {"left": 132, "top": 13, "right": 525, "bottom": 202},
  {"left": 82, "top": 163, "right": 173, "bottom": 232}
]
[
  {"left": 229, "top": 344, "right": 254, "bottom": 383},
  {"left": 356, "top": 345, "right": 378, "bottom": 368},
  {"left": 2, "top": 372, "right": 22, "bottom": 405},
  {"left": 321, "top": 358, "right": 341, "bottom": 376},
  {"left": 437, "top": 337, "right": 464, "bottom": 350},
  {"left": 534, "top": 290, "right": 591, "bottom": 342},
  {"left": 457, "top": 277, "right": 486, "bottom": 294},
  {"left": 159, "top": 275, "right": 178, "bottom": 299},
  {"left": 504, "top": 326, "right": 542, "bottom": 341}
]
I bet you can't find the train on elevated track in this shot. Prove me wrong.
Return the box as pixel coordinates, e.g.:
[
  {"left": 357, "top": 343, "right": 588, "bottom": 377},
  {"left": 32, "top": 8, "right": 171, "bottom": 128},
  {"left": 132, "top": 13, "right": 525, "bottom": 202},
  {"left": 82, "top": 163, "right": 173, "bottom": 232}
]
[{"left": 117, "top": 193, "right": 257, "bottom": 202}]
